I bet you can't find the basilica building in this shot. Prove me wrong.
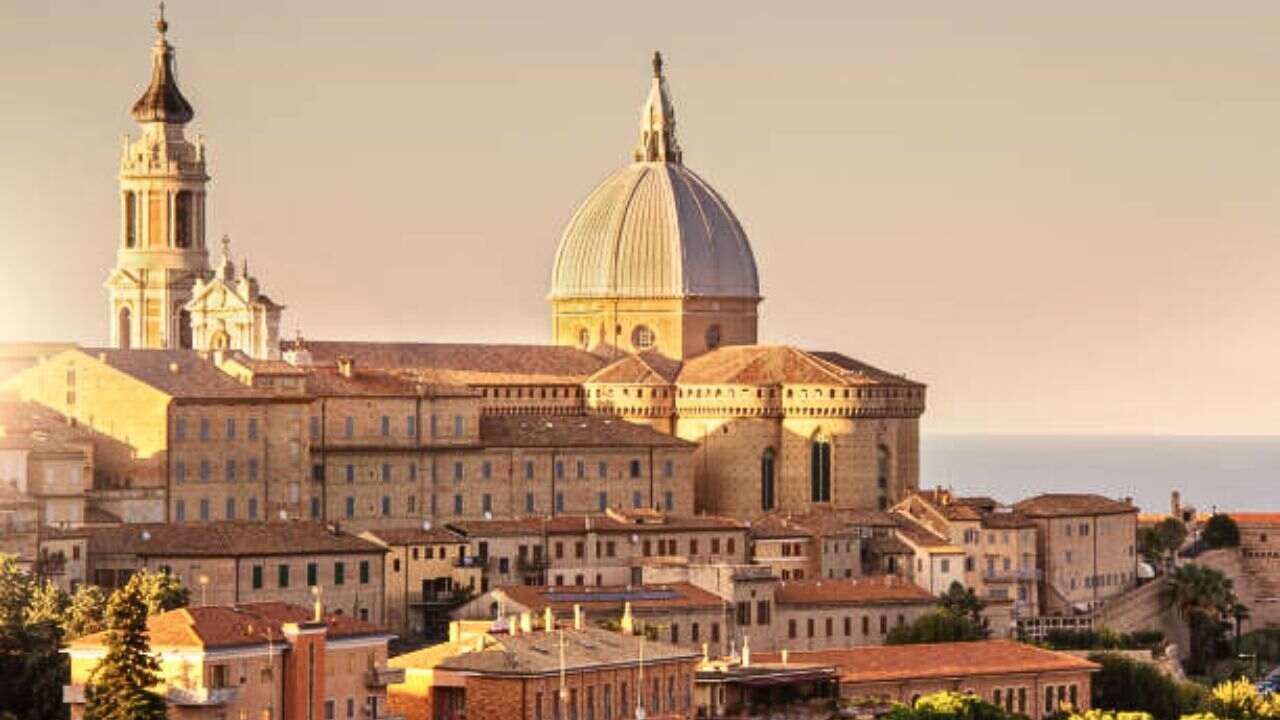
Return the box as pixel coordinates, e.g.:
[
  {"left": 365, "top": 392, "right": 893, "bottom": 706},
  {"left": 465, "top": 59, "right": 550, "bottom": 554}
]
[{"left": 56, "top": 14, "right": 926, "bottom": 524}]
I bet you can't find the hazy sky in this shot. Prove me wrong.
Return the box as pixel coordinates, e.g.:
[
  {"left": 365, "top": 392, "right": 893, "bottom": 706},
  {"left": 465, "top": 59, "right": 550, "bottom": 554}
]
[{"left": 2, "top": 1, "right": 1279, "bottom": 435}]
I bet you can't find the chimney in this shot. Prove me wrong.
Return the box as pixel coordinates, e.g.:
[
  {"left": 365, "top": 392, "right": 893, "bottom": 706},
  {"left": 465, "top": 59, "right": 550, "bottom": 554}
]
[
  {"left": 1171, "top": 490, "right": 1182, "bottom": 519},
  {"left": 337, "top": 356, "right": 355, "bottom": 378},
  {"left": 521, "top": 611, "right": 533, "bottom": 634},
  {"left": 544, "top": 606, "right": 555, "bottom": 633},
  {"left": 702, "top": 642, "right": 709, "bottom": 662},
  {"left": 620, "top": 601, "right": 634, "bottom": 635},
  {"left": 741, "top": 635, "right": 751, "bottom": 668},
  {"left": 573, "top": 604, "right": 583, "bottom": 631}
]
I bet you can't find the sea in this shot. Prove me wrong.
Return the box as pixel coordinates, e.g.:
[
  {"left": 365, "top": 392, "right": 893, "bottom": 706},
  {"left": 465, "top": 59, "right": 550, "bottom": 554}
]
[{"left": 921, "top": 435, "right": 1280, "bottom": 514}]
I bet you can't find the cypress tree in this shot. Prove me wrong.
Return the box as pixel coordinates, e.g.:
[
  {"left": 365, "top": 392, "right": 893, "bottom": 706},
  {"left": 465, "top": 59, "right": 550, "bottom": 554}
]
[{"left": 83, "top": 575, "right": 166, "bottom": 720}]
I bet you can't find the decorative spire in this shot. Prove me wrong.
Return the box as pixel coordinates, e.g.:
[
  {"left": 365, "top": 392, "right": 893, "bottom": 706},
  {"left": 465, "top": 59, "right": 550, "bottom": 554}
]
[
  {"left": 216, "top": 234, "right": 234, "bottom": 279},
  {"left": 633, "top": 50, "right": 682, "bottom": 164},
  {"left": 131, "top": 3, "right": 195, "bottom": 124}
]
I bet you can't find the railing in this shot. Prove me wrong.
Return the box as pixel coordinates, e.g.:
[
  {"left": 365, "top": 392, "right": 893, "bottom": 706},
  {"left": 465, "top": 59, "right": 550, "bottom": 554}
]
[{"left": 366, "top": 667, "right": 407, "bottom": 687}]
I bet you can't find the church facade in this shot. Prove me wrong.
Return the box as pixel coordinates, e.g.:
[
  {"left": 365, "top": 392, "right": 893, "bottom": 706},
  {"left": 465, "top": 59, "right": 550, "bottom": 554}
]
[{"left": 83, "top": 17, "right": 926, "bottom": 521}]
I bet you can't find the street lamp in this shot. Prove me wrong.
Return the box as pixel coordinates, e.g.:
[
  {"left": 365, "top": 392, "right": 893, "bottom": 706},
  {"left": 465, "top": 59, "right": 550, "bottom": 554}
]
[{"left": 197, "top": 574, "right": 209, "bottom": 606}]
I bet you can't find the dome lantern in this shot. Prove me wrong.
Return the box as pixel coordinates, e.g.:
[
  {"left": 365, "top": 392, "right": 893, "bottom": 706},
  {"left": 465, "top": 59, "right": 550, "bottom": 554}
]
[{"left": 131, "top": 2, "right": 195, "bottom": 125}]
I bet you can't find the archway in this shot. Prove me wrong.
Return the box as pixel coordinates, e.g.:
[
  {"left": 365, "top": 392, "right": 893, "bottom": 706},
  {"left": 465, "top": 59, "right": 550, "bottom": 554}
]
[{"left": 177, "top": 309, "right": 193, "bottom": 349}]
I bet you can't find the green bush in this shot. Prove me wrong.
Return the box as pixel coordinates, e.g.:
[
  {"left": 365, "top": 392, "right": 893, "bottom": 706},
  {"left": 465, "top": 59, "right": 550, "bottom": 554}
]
[
  {"left": 1088, "top": 652, "right": 1208, "bottom": 720},
  {"left": 1043, "top": 628, "right": 1166, "bottom": 651}
]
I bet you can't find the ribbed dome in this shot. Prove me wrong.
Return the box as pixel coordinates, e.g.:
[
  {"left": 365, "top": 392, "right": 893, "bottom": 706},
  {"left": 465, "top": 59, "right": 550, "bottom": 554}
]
[
  {"left": 550, "top": 53, "right": 760, "bottom": 301},
  {"left": 131, "top": 13, "right": 194, "bottom": 125},
  {"left": 550, "top": 161, "right": 759, "bottom": 299}
]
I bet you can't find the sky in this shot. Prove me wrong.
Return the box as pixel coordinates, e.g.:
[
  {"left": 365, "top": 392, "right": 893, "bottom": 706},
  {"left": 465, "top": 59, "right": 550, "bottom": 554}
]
[{"left": 1, "top": 1, "right": 1278, "bottom": 435}]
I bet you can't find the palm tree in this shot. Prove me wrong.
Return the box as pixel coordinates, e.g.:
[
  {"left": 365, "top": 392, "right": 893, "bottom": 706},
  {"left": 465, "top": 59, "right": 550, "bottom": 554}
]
[{"left": 1162, "top": 564, "right": 1237, "bottom": 675}]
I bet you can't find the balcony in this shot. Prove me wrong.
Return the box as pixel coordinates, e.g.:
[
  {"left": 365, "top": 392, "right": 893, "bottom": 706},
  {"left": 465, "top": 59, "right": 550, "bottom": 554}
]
[
  {"left": 366, "top": 667, "right": 406, "bottom": 687},
  {"left": 63, "top": 684, "right": 239, "bottom": 706},
  {"left": 454, "top": 555, "right": 487, "bottom": 569}
]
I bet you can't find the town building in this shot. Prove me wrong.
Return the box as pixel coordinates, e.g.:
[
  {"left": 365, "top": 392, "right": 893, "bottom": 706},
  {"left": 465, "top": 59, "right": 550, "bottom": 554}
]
[
  {"left": 63, "top": 601, "right": 399, "bottom": 720},
  {"left": 769, "top": 577, "right": 937, "bottom": 652},
  {"left": 361, "top": 525, "right": 478, "bottom": 639},
  {"left": 753, "top": 640, "right": 1098, "bottom": 716},
  {"left": 1012, "top": 494, "right": 1139, "bottom": 614},
  {"left": 389, "top": 620, "right": 700, "bottom": 720},
  {"left": 84, "top": 521, "right": 387, "bottom": 624},
  {"left": 694, "top": 655, "right": 838, "bottom": 718}
]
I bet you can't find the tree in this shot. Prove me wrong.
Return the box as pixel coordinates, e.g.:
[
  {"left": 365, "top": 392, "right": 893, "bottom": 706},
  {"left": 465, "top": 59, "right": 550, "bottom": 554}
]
[
  {"left": 83, "top": 574, "right": 166, "bottom": 720},
  {"left": 1203, "top": 514, "right": 1241, "bottom": 550},
  {"left": 1162, "top": 564, "right": 1238, "bottom": 675},
  {"left": 129, "top": 571, "right": 189, "bottom": 616},
  {"left": 1139, "top": 519, "right": 1189, "bottom": 566},
  {"left": 23, "top": 582, "right": 69, "bottom": 720},
  {"left": 882, "top": 691, "right": 1015, "bottom": 720},
  {"left": 886, "top": 609, "right": 986, "bottom": 645},
  {"left": 64, "top": 585, "right": 108, "bottom": 640},
  {"left": 1086, "top": 652, "right": 1208, "bottom": 720},
  {"left": 939, "top": 581, "right": 986, "bottom": 626}
]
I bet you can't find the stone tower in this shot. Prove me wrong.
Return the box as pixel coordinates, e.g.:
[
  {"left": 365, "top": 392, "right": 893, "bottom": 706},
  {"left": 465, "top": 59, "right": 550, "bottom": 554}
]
[{"left": 105, "top": 7, "right": 210, "bottom": 350}]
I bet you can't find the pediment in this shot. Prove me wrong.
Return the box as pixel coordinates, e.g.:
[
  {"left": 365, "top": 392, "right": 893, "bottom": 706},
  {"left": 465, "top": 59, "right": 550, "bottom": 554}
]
[{"left": 185, "top": 280, "right": 251, "bottom": 312}]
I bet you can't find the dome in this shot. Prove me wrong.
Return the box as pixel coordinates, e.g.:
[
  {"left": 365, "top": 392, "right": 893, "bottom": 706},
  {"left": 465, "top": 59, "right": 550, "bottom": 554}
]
[
  {"left": 131, "top": 10, "right": 194, "bottom": 125},
  {"left": 549, "top": 53, "right": 760, "bottom": 301}
]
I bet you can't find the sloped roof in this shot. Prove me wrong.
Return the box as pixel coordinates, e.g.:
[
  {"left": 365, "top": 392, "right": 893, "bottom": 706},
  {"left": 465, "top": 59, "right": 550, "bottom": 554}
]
[
  {"left": 448, "top": 513, "right": 744, "bottom": 539},
  {"left": 86, "top": 521, "right": 383, "bottom": 558},
  {"left": 0, "top": 402, "right": 92, "bottom": 450},
  {"left": 494, "top": 583, "right": 727, "bottom": 614},
  {"left": 282, "top": 341, "right": 607, "bottom": 385},
  {"left": 480, "top": 415, "right": 690, "bottom": 448},
  {"left": 586, "top": 351, "right": 682, "bottom": 385},
  {"left": 80, "top": 349, "right": 272, "bottom": 400},
  {"left": 773, "top": 577, "right": 936, "bottom": 607},
  {"left": 892, "top": 515, "right": 960, "bottom": 552},
  {"left": 677, "top": 346, "right": 920, "bottom": 387},
  {"left": 69, "top": 602, "right": 385, "bottom": 651},
  {"left": 753, "top": 640, "right": 1097, "bottom": 683},
  {"left": 1013, "top": 494, "right": 1138, "bottom": 518},
  {"left": 434, "top": 626, "right": 698, "bottom": 676},
  {"left": 363, "top": 526, "right": 468, "bottom": 547}
]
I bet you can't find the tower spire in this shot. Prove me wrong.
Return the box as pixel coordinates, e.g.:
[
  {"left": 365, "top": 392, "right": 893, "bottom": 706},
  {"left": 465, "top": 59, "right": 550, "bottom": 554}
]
[
  {"left": 633, "top": 50, "right": 682, "bottom": 164},
  {"left": 132, "top": 2, "right": 194, "bottom": 124}
]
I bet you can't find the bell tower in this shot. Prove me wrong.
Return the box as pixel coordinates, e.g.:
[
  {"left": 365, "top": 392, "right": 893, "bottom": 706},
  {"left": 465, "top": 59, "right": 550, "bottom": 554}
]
[{"left": 105, "top": 4, "right": 210, "bottom": 350}]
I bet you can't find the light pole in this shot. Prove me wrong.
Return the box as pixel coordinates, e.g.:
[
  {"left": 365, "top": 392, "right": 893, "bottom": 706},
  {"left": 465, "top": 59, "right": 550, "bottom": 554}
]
[{"left": 198, "top": 574, "right": 209, "bottom": 606}]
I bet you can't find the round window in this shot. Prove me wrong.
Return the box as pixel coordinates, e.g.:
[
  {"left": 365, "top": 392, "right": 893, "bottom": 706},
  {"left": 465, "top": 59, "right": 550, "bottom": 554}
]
[
  {"left": 705, "top": 324, "right": 722, "bottom": 349},
  {"left": 631, "top": 325, "right": 656, "bottom": 350}
]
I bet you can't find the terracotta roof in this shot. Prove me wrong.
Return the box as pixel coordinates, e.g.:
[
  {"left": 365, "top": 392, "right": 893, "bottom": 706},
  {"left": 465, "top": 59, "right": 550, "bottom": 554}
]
[
  {"left": 677, "top": 346, "right": 920, "bottom": 387},
  {"left": 363, "top": 526, "right": 468, "bottom": 546},
  {"left": 750, "top": 507, "right": 896, "bottom": 540},
  {"left": 587, "top": 351, "right": 682, "bottom": 385},
  {"left": 449, "top": 513, "right": 745, "bottom": 538},
  {"left": 480, "top": 415, "right": 691, "bottom": 449},
  {"left": 69, "top": 602, "right": 385, "bottom": 651},
  {"left": 773, "top": 577, "right": 936, "bottom": 607},
  {"left": 431, "top": 626, "right": 698, "bottom": 676},
  {"left": 80, "top": 349, "right": 274, "bottom": 400},
  {"left": 282, "top": 340, "right": 607, "bottom": 385},
  {"left": 1229, "top": 513, "right": 1280, "bottom": 526},
  {"left": 754, "top": 640, "right": 1098, "bottom": 683},
  {"left": 864, "top": 535, "right": 913, "bottom": 556},
  {"left": 982, "top": 510, "right": 1036, "bottom": 529},
  {"left": 1013, "top": 494, "right": 1138, "bottom": 518},
  {"left": 221, "top": 352, "right": 305, "bottom": 376},
  {"left": 304, "top": 367, "right": 424, "bottom": 397},
  {"left": 492, "top": 583, "right": 727, "bottom": 614},
  {"left": 86, "top": 521, "right": 384, "bottom": 558},
  {"left": 891, "top": 515, "right": 957, "bottom": 551},
  {"left": 0, "top": 402, "right": 93, "bottom": 449}
]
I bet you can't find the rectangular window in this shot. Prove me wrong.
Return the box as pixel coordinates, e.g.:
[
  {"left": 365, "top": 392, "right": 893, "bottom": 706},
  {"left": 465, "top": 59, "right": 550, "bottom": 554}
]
[
  {"left": 345, "top": 464, "right": 354, "bottom": 483},
  {"left": 226, "top": 460, "right": 237, "bottom": 483},
  {"left": 482, "top": 461, "right": 492, "bottom": 479},
  {"left": 454, "top": 494, "right": 463, "bottom": 515},
  {"left": 555, "top": 461, "right": 565, "bottom": 479},
  {"left": 175, "top": 418, "right": 187, "bottom": 441},
  {"left": 409, "top": 464, "right": 417, "bottom": 482},
  {"left": 199, "top": 418, "right": 210, "bottom": 441},
  {"left": 381, "top": 463, "right": 391, "bottom": 482},
  {"left": 453, "top": 462, "right": 463, "bottom": 480},
  {"left": 736, "top": 601, "right": 751, "bottom": 626},
  {"left": 248, "top": 459, "right": 259, "bottom": 482},
  {"left": 862, "top": 616, "right": 870, "bottom": 635},
  {"left": 248, "top": 497, "right": 258, "bottom": 519},
  {"left": 225, "top": 498, "right": 236, "bottom": 520},
  {"left": 381, "top": 496, "right": 391, "bottom": 516},
  {"left": 309, "top": 416, "right": 320, "bottom": 439},
  {"left": 629, "top": 460, "right": 641, "bottom": 478},
  {"left": 307, "top": 562, "right": 318, "bottom": 586},
  {"left": 482, "top": 494, "right": 492, "bottom": 514},
  {"left": 360, "top": 560, "right": 370, "bottom": 584},
  {"left": 598, "top": 492, "right": 608, "bottom": 511},
  {"left": 226, "top": 418, "right": 236, "bottom": 440},
  {"left": 757, "top": 600, "right": 771, "bottom": 625},
  {"left": 175, "top": 460, "right": 186, "bottom": 484},
  {"left": 248, "top": 418, "right": 259, "bottom": 440},
  {"left": 345, "top": 497, "right": 355, "bottom": 518},
  {"left": 407, "top": 415, "right": 417, "bottom": 437},
  {"left": 381, "top": 415, "right": 390, "bottom": 436},
  {"left": 278, "top": 564, "right": 289, "bottom": 588},
  {"left": 525, "top": 461, "right": 535, "bottom": 479},
  {"left": 174, "top": 499, "right": 185, "bottom": 521},
  {"left": 199, "top": 460, "right": 210, "bottom": 483},
  {"left": 663, "top": 491, "right": 673, "bottom": 511},
  {"left": 825, "top": 617, "right": 833, "bottom": 636},
  {"left": 525, "top": 492, "right": 535, "bottom": 513},
  {"left": 663, "top": 459, "right": 673, "bottom": 477},
  {"left": 344, "top": 417, "right": 354, "bottom": 438},
  {"left": 632, "top": 491, "right": 642, "bottom": 509},
  {"left": 408, "top": 495, "right": 416, "bottom": 513},
  {"left": 199, "top": 498, "right": 210, "bottom": 520},
  {"left": 576, "top": 460, "right": 585, "bottom": 479},
  {"left": 311, "top": 464, "right": 324, "bottom": 482},
  {"left": 252, "top": 565, "right": 263, "bottom": 589},
  {"left": 598, "top": 461, "right": 608, "bottom": 479},
  {"left": 555, "top": 493, "right": 564, "bottom": 512},
  {"left": 453, "top": 415, "right": 464, "bottom": 436},
  {"left": 334, "top": 562, "right": 345, "bottom": 585}
]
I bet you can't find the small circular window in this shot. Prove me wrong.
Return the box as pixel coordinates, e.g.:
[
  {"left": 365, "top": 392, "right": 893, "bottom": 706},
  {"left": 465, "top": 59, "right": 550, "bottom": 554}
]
[
  {"left": 705, "top": 324, "right": 722, "bottom": 349},
  {"left": 631, "top": 324, "right": 656, "bottom": 350}
]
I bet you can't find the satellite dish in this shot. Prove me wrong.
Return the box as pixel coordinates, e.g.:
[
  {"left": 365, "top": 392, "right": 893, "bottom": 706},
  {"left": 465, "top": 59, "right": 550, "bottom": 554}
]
[{"left": 422, "top": 520, "right": 432, "bottom": 531}]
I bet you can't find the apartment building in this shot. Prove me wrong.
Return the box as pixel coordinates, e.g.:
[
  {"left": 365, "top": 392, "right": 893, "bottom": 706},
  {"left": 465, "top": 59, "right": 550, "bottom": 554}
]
[
  {"left": 1012, "top": 494, "right": 1138, "bottom": 614},
  {"left": 63, "top": 602, "right": 400, "bottom": 720},
  {"left": 85, "top": 521, "right": 387, "bottom": 624},
  {"left": 361, "top": 525, "right": 479, "bottom": 639},
  {"left": 748, "top": 507, "right": 899, "bottom": 581},
  {"left": 770, "top": 577, "right": 937, "bottom": 652}
]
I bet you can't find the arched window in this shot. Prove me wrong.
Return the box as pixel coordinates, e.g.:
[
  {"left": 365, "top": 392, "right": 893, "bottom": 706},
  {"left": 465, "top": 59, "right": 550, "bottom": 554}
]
[
  {"left": 810, "top": 433, "right": 831, "bottom": 503},
  {"left": 177, "top": 309, "right": 193, "bottom": 349},
  {"left": 123, "top": 191, "right": 137, "bottom": 248},
  {"left": 877, "top": 444, "right": 891, "bottom": 498},
  {"left": 631, "top": 325, "right": 656, "bottom": 350},
  {"left": 174, "top": 191, "right": 192, "bottom": 248},
  {"left": 760, "top": 448, "right": 776, "bottom": 510},
  {"left": 117, "top": 307, "right": 132, "bottom": 349},
  {"left": 210, "top": 330, "right": 230, "bottom": 350}
]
